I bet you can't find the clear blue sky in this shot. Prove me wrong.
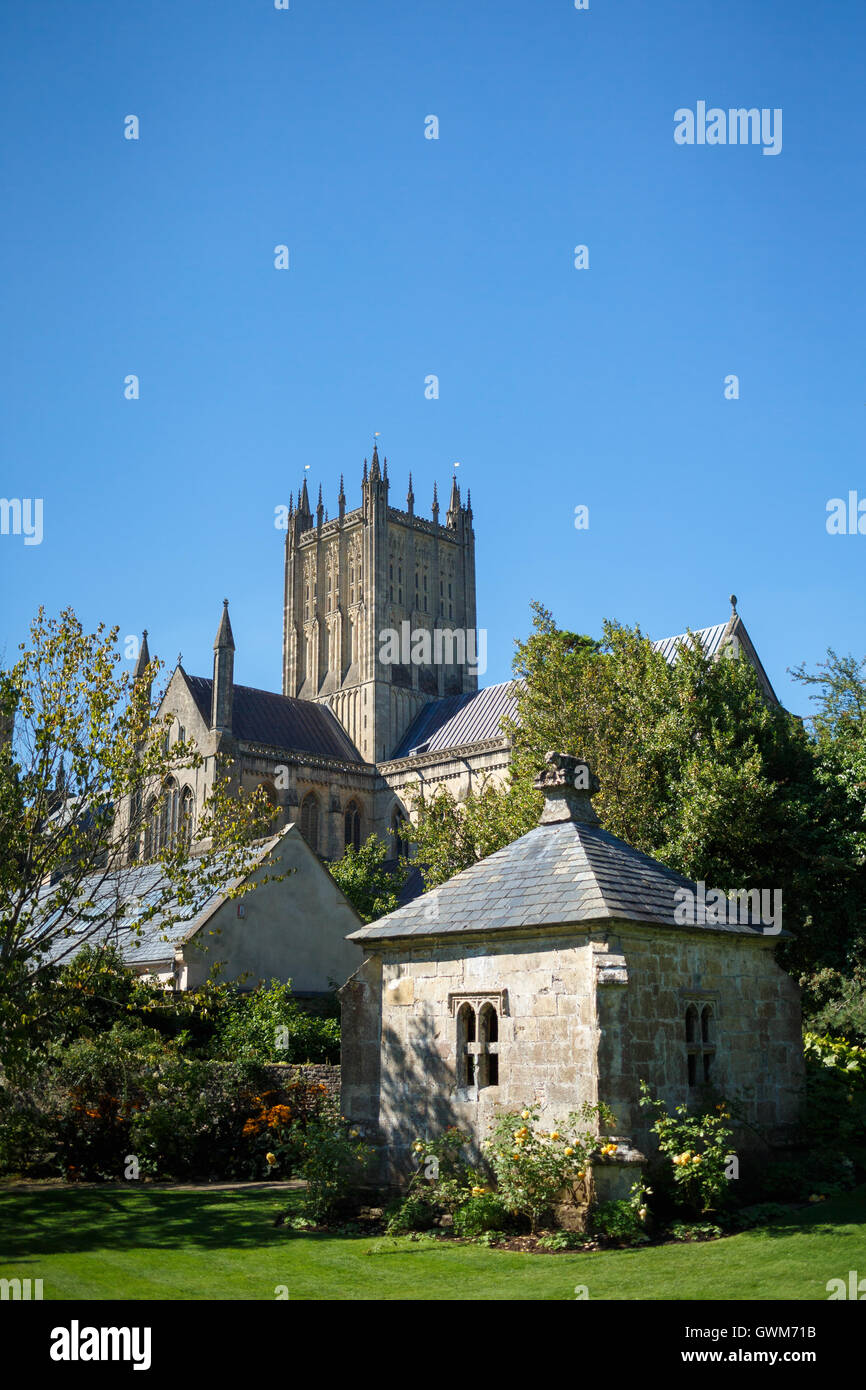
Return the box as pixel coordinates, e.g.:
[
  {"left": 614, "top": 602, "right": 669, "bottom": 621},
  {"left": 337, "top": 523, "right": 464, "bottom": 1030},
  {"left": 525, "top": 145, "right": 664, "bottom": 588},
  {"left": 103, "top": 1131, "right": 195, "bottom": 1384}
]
[{"left": 1, "top": 0, "right": 864, "bottom": 717}]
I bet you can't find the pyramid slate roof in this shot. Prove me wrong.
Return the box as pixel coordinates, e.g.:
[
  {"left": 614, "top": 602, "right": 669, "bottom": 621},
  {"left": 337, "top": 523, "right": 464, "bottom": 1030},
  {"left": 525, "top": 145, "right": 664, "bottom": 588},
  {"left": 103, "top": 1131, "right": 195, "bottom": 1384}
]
[{"left": 348, "top": 818, "right": 768, "bottom": 944}]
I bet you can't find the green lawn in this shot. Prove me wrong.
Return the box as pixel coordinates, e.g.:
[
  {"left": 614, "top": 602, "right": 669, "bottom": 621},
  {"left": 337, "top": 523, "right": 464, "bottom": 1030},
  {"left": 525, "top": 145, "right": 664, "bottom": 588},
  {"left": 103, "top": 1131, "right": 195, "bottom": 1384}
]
[{"left": 1, "top": 1183, "right": 864, "bottom": 1301}]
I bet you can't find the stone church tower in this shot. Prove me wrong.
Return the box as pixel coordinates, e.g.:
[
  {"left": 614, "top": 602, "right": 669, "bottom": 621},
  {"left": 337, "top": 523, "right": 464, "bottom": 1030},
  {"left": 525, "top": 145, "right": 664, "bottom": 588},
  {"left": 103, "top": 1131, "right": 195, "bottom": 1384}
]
[{"left": 282, "top": 445, "right": 477, "bottom": 764}]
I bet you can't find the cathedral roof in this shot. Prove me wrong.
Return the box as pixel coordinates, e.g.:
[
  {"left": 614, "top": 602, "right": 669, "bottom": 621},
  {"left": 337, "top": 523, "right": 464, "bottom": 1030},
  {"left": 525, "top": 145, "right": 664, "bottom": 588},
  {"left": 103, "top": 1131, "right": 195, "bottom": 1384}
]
[
  {"left": 388, "top": 606, "right": 777, "bottom": 761},
  {"left": 348, "top": 754, "right": 769, "bottom": 945},
  {"left": 389, "top": 680, "right": 519, "bottom": 759},
  {"left": 184, "top": 675, "right": 365, "bottom": 763}
]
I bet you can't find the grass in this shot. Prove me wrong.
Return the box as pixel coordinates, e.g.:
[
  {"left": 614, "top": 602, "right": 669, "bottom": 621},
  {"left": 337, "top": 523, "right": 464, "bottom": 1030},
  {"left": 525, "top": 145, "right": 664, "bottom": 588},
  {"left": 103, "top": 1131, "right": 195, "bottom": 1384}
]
[{"left": 1, "top": 1183, "right": 865, "bottom": 1301}]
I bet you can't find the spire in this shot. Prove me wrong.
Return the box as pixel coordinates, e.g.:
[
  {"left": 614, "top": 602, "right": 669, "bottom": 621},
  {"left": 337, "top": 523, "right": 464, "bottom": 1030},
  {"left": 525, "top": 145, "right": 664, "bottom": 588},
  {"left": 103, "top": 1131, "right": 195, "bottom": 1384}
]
[
  {"left": 211, "top": 600, "right": 235, "bottom": 734},
  {"left": 446, "top": 473, "right": 461, "bottom": 527},
  {"left": 383, "top": 455, "right": 389, "bottom": 483},
  {"left": 370, "top": 442, "right": 381, "bottom": 482},
  {"left": 432, "top": 480, "right": 439, "bottom": 524},
  {"left": 338, "top": 472, "right": 346, "bottom": 521},
  {"left": 407, "top": 472, "right": 415, "bottom": 516},
  {"left": 466, "top": 487, "right": 473, "bottom": 519},
  {"left": 362, "top": 457, "right": 368, "bottom": 485},
  {"left": 298, "top": 477, "right": 311, "bottom": 515},
  {"left": 317, "top": 483, "right": 324, "bottom": 529},
  {"left": 133, "top": 629, "right": 150, "bottom": 682},
  {"left": 214, "top": 598, "right": 235, "bottom": 651},
  {"left": 288, "top": 491, "right": 294, "bottom": 520}
]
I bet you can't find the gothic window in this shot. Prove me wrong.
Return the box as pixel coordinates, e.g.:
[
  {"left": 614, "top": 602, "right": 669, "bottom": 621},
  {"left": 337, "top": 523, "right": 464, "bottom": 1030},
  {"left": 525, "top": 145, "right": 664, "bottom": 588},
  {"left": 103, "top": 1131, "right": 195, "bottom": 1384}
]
[
  {"left": 178, "top": 786, "right": 195, "bottom": 850},
  {"left": 478, "top": 1003, "right": 499, "bottom": 1087},
  {"left": 456, "top": 1001, "right": 500, "bottom": 1091},
  {"left": 390, "top": 808, "right": 409, "bottom": 858},
  {"left": 457, "top": 1003, "right": 476, "bottom": 1088},
  {"left": 686, "top": 1002, "right": 715, "bottom": 1087},
  {"left": 143, "top": 797, "right": 156, "bottom": 861},
  {"left": 300, "top": 792, "right": 320, "bottom": 853},
  {"left": 344, "top": 800, "right": 361, "bottom": 851}
]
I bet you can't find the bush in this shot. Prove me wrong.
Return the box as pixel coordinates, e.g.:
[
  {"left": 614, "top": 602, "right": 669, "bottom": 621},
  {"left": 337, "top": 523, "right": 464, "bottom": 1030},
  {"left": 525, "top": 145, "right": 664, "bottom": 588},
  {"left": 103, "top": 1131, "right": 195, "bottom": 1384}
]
[
  {"left": 452, "top": 1193, "right": 511, "bottom": 1238},
  {"left": 638, "top": 1081, "right": 735, "bottom": 1217},
  {"left": 288, "top": 1114, "right": 373, "bottom": 1222},
  {"left": 385, "top": 1191, "right": 439, "bottom": 1235},
  {"left": 485, "top": 1102, "right": 614, "bottom": 1234},
  {"left": 591, "top": 1199, "right": 649, "bottom": 1246},
  {"left": 208, "top": 980, "right": 340, "bottom": 1064},
  {"left": 665, "top": 1221, "right": 723, "bottom": 1242}
]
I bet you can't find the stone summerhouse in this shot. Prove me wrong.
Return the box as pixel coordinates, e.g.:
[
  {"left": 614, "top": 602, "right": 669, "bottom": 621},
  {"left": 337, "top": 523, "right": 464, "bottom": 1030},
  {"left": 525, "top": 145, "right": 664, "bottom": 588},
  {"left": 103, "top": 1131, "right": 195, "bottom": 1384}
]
[{"left": 340, "top": 754, "right": 803, "bottom": 1195}]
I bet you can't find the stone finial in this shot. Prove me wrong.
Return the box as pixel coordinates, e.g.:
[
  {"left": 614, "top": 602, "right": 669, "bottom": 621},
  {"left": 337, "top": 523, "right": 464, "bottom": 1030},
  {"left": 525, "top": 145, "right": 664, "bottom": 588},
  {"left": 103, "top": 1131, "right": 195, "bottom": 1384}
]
[
  {"left": 533, "top": 751, "right": 600, "bottom": 826},
  {"left": 729, "top": 593, "right": 738, "bottom": 615}
]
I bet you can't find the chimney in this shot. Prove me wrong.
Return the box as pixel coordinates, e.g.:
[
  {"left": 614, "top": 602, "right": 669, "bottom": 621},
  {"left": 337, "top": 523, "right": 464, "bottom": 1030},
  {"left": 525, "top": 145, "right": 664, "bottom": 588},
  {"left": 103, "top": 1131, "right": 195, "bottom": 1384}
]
[{"left": 533, "top": 752, "right": 600, "bottom": 826}]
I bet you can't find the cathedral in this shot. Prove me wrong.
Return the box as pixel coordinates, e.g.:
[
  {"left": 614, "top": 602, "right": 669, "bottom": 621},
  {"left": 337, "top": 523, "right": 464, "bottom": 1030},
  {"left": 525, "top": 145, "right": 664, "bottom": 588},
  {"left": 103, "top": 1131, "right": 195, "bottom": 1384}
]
[{"left": 134, "top": 444, "right": 778, "bottom": 865}]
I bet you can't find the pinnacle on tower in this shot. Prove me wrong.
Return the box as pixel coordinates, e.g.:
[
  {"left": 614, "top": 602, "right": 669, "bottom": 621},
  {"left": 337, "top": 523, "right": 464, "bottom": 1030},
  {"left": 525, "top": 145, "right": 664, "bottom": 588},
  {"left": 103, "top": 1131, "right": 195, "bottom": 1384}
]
[
  {"left": 407, "top": 472, "right": 415, "bottom": 514},
  {"left": 432, "top": 479, "right": 439, "bottom": 524},
  {"left": 317, "top": 483, "right": 324, "bottom": 526},
  {"left": 133, "top": 629, "right": 151, "bottom": 682},
  {"left": 362, "top": 457, "right": 368, "bottom": 485},
  {"left": 214, "top": 598, "right": 235, "bottom": 651},
  {"left": 298, "top": 477, "right": 311, "bottom": 515},
  {"left": 339, "top": 473, "right": 345, "bottom": 502},
  {"left": 370, "top": 442, "right": 381, "bottom": 482}
]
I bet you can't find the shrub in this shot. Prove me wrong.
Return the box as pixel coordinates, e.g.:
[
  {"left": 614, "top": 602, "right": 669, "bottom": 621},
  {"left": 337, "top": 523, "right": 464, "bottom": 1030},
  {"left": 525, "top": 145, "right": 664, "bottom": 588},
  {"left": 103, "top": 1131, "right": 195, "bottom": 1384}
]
[
  {"left": 288, "top": 1114, "right": 372, "bottom": 1222},
  {"left": 591, "top": 1199, "right": 649, "bottom": 1246},
  {"left": 209, "top": 980, "right": 340, "bottom": 1064},
  {"left": 386, "top": 1127, "right": 476, "bottom": 1233},
  {"left": 452, "top": 1193, "right": 511, "bottom": 1238},
  {"left": 638, "top": 1081, "right": 735, "bottom": 1217},
  {"left": 485, "top": 1101, "right": 614, "bottom": 1234},
  {"left": 129, "top": 1058, "right": 267, "bottom": 1180},
  {"left": 385, "top": 1191, "right": 439, "bottom": 1235},
  {"left": 666, "top": 1221, "right": 723, "bottom": 1242}
]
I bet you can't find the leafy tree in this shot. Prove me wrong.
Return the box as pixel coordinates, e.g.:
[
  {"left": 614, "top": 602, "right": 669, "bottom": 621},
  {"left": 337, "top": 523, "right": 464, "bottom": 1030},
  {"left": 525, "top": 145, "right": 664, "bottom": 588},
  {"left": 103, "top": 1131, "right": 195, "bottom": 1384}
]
[
  {"left": 405, "top": 602, "right": 861, "bottom": 978},
  {"left": 0, "top": 607, "right": 277, "bottom": 1070},
  {"left": 327, "top": 833, "right": 407, "bottom": 922}
]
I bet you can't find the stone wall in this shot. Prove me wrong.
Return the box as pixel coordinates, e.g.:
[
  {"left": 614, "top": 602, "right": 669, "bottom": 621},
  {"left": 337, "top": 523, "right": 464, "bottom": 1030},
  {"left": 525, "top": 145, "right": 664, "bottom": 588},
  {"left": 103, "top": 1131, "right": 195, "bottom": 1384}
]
[
  {"left": 256, "top": 1062, "right": 341, "bottom": 1106},
  {"left": 341, "top": 919, "right": 803, "bottom": 1188}
]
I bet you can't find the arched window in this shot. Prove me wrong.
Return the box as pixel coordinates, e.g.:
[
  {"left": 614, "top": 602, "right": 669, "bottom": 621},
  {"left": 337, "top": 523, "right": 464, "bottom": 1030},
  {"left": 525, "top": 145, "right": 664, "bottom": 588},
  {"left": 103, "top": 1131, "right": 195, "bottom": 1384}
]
[
  {"left": 300, "top": 792, "right": 320, "bottom": 853},
  {"left": 390, "top": 808, "right": 409, "bottom": 859},
  {"left": 143, "top": 797, "right": 156, "bottom": 861},
  {"left": 457, "top": 1003, "right": 476, "bottom": 1089},
  {"left": 344, "top": 800, "right": 361, "bottom": 852},
  {"left": 686, "top": 1002, "right": 715, "bottom": 1087},
  {"left": 478, "top": 1003, "right": 499, "bottom": 1088},
  {"left": 178, "top": 787, "right": 195, "bottom": 850}
]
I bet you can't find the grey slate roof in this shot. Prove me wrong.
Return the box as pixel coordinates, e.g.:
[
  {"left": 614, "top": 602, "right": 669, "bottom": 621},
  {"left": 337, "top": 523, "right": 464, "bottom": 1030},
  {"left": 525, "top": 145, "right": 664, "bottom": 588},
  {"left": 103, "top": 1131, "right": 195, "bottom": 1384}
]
[
  {"left": 389, "top": 611, "right": 773, "bottom": 761},
  {"left": 390, "top": 680, "right": 519, "bottom": 759},
  {"left": 36, "top": 836, "right": 281, "bottom": 970},
  {"left": 348, "top": 819, "right": 766, "bottom": 943},
  {"left": 184, "top": 675, "right": 365, "bottom": 763},
  {"left": 651, "top": 622, "right": 730, "bottom": 665}
]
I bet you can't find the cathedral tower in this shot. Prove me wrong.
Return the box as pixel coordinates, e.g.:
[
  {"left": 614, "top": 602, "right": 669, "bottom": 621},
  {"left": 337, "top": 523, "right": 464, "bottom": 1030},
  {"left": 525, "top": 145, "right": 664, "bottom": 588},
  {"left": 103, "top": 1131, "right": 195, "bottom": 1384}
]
[{"left": 281, "top": 446, "right": 478, "bottom": 763}]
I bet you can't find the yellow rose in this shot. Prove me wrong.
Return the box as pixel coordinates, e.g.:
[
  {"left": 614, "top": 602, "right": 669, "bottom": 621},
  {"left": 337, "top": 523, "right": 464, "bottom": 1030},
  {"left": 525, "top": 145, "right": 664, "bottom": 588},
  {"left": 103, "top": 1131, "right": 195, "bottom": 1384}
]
[
  {"left": 577, "top": 1170, "right": 586, "bottom": 1180},
  {"left": 550, "top": 1131, "right": 560, "bottom": 1141},
  {"left": 564, "top": 1147, "right": 574, "bottom": 1157},
  {"left": 521, "top": 1110, "right": 530, "bottom": 1119},
  {"left": 265, "top": 1152, "right": 277, "bottom": 1166}
]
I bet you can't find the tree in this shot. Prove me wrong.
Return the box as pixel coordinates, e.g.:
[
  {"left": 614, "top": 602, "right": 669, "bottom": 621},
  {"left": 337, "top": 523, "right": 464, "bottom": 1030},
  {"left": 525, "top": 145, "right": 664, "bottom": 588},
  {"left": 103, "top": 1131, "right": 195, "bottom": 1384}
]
[
  {"left": 406, "top": 602, "right": 860, "bottom": 979},
  {"left": 327, "top": 834, "right": 407, "bottom": 922},
  {"left": 0, "top": 607, "right": 277, "bottom": 1069}
]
